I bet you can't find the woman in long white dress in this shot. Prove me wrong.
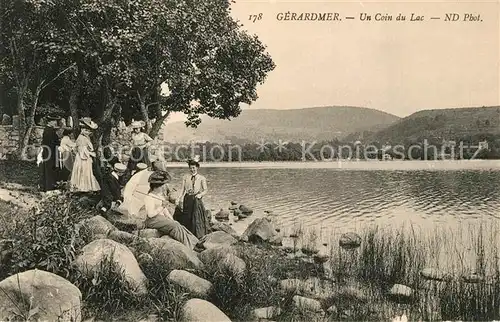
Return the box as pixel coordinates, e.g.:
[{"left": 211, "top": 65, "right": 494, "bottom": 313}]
[{"left": 70, "top": 118, "right": 100, "bottom": 192}]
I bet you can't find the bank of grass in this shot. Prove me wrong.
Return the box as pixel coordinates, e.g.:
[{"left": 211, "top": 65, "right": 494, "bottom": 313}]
[{"left": 0, "top": 192, "right": 499, "bottom": 321}]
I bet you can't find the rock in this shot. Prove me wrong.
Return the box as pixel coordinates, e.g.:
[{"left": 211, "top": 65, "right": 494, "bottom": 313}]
[
  {"left": 420, "top": 268, "right": 452, "bottom": 281},
  {"left": 78, "top": 215, "right": 117, "bottom": 236},
  {"left": 269, "top": 235, "right": 283, "bottom": 246},
  {"left": 74, "top": 239, "right": 148, "bottom": 295},
  {"left": 301, "top": 246, "right": 319, "bottom": 256},
  {"left": 0, "top": 269, "right": 82, "bottom": 322},
  {"left": 339, "top": 232, "right": 361, "bottom": 249},
  {"left": 133, "top": 229, "right": 161, "bottom": 238},
  {"left": 239, "top": 204, "right": 253, "bottom": 215},
  {"left": 180, "top": 298, "right": 231, "bottom": 322},
  {"left": 137, "top": 252, "right": 154, "bottom": 265},
  {"left": 106, "top": 212, "right": 144, "bottom": 231},
  {"left": 12, "top": 115, "right": 20, "bottom": 128},
  {"left": 388, "top": 284, "right": 414, "bottom": 303},
  {"left": 292, "top": 295, "right": 323, "bottom": 313},
  {"left": 280, "top": 278, "right": 334, "bottom": 300},
  {"left": 327, "top": 305, "right": 338, "bottom": 315},
  {"left": 252, "top": 306, "right": 282, "bottom": 319},
  {"left": 313, "top": 253, "right": 330, "bottom": 264},
  {"left": 241, "top": 217, "right": 277, "bottom": 243},
  {"left": 210, "top": 222, "right": 239, "bottom": 239},
  {"left": 462, "top": 273, "right": 484, "bottom": 283},
  {"left": 231, "top": 201, "right": 238, "bottom": 206},
  {"left": 197, "top": 231, "right": 238, "bottom": 250},
  {"left": 167, "top": 270, "right": 213, "bottom": 298},
  {"left": 145, "top": 237, "right": 203, "bottom": 270},
  {"left": 215, "top": 209, "right": 230, "bottom": 221},
  {"left": 199, "top": 246, "right": 246, "bottom": 278},
  {"left": 1, "top": 114, "right": 11, "bottom": 125},
  {"left": 108, "top": 230, "right": 141, "bottom": 245}
]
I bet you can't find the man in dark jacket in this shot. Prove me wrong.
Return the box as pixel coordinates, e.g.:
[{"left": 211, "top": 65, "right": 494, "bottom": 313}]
[
  {"left": 99, "top": 162, "right": 127, "bottom": 213},
  {"left": 39, "top": 115, "right": 61, "bottom": 192}
]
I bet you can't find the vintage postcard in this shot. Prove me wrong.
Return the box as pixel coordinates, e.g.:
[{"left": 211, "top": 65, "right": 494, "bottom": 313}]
[{"left": 0, "top": 0, "right": 499, "bottom": 320}]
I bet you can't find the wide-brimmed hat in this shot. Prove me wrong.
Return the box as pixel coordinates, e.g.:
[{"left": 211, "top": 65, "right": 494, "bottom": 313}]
[
  {"left": 136, "top": 163, "right": 147, "bottom": 171},
  {"left": 187, "top": 155, "right": 201, "bottom": 167},
  {"left": 152, "top": 160, "right": 168, "bottom": 172},
  {"left": 131, "top": 120, "right": 145, "bottom": 129},
  {"left": 148, "top": 171, "right": 171, "bottom": 184},
  {"left": 79, "top": 117, "right": 98, "bottom": 130},
  {"left": 114, "top": 163, "right": 127, "bottom": 173}
]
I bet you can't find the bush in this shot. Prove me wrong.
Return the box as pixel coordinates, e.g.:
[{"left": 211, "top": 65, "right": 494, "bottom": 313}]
[{"left": 1, "top": 191, "right": 95, "bottom": 280}]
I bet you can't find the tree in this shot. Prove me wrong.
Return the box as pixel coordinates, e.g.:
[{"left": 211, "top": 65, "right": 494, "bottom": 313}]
[
  {"left": 1, "top": 0, "right": 275, "bottom": 155},
  {"left": 0, "top": 0, "right": 75, "bottom": 158}
]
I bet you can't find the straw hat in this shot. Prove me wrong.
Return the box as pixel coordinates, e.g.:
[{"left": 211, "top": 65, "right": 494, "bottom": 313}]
[
  {"left": 114, "top": 163, "right": 127, "bottom": 173},
  {"left": 79, "top": 117, "right": 98, "bottom": 130},
  {"left": 187, "top": 154, "right": 201, "bottom": 167},
  {"left": 148, "top": 171, "right": 171, "bottom": 184},
  {"left": 136, "top": 163, "right": 147, "bottom": 171},
  {"left": 131, "top": 120, "right": 145, "bottom": 129}
]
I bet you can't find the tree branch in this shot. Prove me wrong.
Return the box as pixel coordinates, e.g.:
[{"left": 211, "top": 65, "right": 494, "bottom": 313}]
[{"left": 41, "top": 63, "right": 76, "bottom": 90}]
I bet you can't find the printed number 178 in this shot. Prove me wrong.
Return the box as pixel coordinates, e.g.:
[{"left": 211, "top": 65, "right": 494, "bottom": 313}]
[{"left": 249, "top": 13, "right": 263, "bottom": 23}]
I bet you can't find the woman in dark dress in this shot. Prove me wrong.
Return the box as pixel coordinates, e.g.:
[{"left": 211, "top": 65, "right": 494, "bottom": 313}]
[
  {"left": 175, "top": 157, "right": 210, "bottom": 239},
  {"left": 39, "top": 115, "right": 61, "bottom": 192}
]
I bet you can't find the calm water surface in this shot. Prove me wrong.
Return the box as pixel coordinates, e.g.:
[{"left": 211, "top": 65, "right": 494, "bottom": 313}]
[{"left": 166, "top": 161, "right": 500, "bottom": 234}]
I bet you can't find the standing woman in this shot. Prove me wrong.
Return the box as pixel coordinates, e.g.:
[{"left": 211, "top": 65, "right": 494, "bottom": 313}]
[
  {"left": 57, "top": 128, "right": 76, "bottom": 182},
  {"left": 175, "top": 156, "right": 210, "bottom": 238},
  {"left": 39, "top": 114, "right": 61, "bottom": 192},
  {"left": 130, "top": 120, "right": 153, "bottom": 168},
  {"left": 70, "top": 117, "right": 100, "bottom": 193}
]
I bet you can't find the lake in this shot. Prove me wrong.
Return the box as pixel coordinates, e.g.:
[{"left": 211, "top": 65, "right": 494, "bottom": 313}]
[
  {"left": 165, "top": 160, "right": 500, "bottom": 237},
  {"left": 164, "top": 160, "right": 500, "bottom": 271}
]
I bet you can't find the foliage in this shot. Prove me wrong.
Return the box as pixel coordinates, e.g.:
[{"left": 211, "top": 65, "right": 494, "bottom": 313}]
[{"left": 0, "top": 192, "right": 95, "bottom": 280}]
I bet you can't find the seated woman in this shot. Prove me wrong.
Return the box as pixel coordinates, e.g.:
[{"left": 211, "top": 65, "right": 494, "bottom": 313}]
[{"left": 141, "top": 171, "right": 199, "bottom": 249}]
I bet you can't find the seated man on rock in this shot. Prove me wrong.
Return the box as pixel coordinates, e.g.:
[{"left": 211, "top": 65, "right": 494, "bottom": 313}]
[{"left": 99, "top": 163, "right": 128, "bottom": 213}]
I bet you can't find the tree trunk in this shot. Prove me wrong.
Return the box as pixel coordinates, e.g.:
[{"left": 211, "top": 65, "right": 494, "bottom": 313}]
[
  {"left": 69, "top": 66, "right": 82, "bottom": 135},
  {"left": 15, "top": 82, "right": 28, "bottom": 159},
  {"left": 19, "top": 84, "right": 42, "bottom": 160},
  {"left": 137, "top": 91, "right": 150, "bottom": 132},
  {"left": 149, "top": 109, "right": 170, "bottom": 139}
]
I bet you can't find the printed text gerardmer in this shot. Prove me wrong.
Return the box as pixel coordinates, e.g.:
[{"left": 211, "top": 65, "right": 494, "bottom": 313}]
[{"left": 276, "top": 12, "right": 341, "bottom": 21}]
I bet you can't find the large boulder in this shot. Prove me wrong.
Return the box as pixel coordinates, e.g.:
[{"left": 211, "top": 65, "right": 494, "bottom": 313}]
[
  {"left": 180, "top": 298, "right": 231, "bottom": 322},
  {"left": 78, "top": 215, "right": 117, "bottom": 236},
  {"left": 144, "top": 237, "right": 203, "bottom": 270},
  {"left": 167, "top": 270, "right": 213, "bottom": 298},
  {"left": 0, "top": 269, "right": 82, "bottom": 322},
  {"left": 210, "top": 222, "right": 239, "bottom": 239},
  {"left": 241, "top": 217, "right": 277, "bottom": 243},
  {"left": 197, "top": 231, "right": 238, "bottom": 250},
  {"left": 199, "top": 246, "right": 246, "bottom": 278},
  {"left": 74, "top": 239, "right": 148, "bottom": 295}
]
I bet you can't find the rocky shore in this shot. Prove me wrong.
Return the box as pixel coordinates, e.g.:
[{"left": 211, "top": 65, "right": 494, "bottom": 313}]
[{"left": 0, "top": 189, "right": 499, "bottom": 321}]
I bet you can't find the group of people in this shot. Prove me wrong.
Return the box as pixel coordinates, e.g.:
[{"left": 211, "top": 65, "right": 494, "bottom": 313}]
[{"left": 38, "top": 115, "right": 211, "bottom": 247}]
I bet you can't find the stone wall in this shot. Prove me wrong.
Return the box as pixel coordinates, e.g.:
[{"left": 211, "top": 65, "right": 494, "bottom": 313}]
[{"left": 0, "top": 125, "right": 44, "bottom": 159}]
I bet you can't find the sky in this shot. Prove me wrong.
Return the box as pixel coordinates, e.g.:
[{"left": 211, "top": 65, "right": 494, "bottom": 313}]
[{"left": 167, "top": 0, "right": 500, "bottom": 123}]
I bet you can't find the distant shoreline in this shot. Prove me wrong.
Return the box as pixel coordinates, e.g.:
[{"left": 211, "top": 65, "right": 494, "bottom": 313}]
[{"left": 163, "top": 159, "right": 500, "bottom": 170}]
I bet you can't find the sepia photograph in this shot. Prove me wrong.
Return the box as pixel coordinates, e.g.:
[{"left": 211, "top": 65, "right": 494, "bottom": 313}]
[{"left": 0, "top": 0, "right": 499, "bottom": 321}]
